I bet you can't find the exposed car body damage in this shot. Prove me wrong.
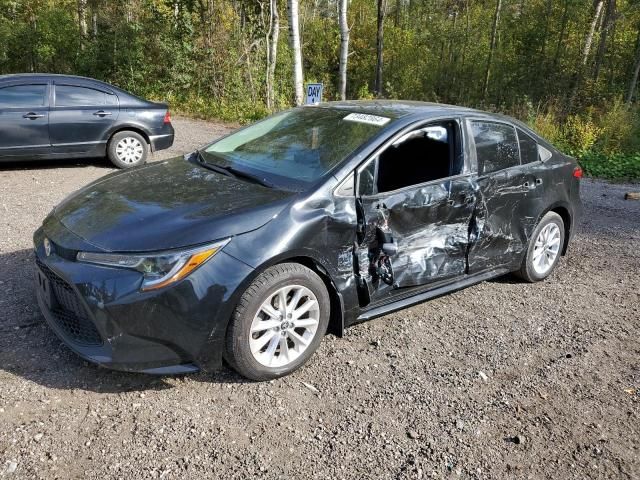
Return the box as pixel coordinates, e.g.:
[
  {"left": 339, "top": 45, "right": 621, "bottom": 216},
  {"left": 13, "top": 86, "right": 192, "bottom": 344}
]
[{"left": 33, "top": 101, "right": 581, "bottom": 375}]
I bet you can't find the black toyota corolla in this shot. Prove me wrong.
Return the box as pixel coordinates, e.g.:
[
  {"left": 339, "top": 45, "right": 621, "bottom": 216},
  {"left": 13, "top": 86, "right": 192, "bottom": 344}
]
[{"left": 34, "top": 101, "right": 582, "bottom": 380}]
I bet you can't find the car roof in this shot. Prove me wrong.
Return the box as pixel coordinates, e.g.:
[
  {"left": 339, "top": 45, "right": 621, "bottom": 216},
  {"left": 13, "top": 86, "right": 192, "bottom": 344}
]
[
  {"left": 317, "top": 100, "right": 491, "bottom": 119},
  {"left": 0, "top": 73, "right": 120, "bottom": 92},
  {"left": 0, "top": 73, "right": 149, "bottom": 103},
  {"left": 316, "top": 100, "right": 549, "bottom": 146},
  {"left": 0, "top": 73, "right": 103, "bottom": 82}
]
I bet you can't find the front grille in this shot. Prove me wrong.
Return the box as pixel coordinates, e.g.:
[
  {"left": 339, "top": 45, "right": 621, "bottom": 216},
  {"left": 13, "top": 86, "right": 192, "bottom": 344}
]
[{"left": 36, "top": 257, "right": 103, "bottom": 346}]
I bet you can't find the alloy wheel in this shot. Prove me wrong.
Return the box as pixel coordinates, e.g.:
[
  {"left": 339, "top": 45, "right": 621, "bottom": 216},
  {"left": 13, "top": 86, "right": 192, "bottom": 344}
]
[
  {"left": 249, "top": 285, "right": 320, "bottom": 368},
  {"left": 532, "top": 222, "right": 561, "bottom": 275}
]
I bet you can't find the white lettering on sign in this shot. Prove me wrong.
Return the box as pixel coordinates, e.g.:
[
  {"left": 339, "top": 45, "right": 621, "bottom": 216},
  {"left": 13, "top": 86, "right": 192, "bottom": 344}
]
[
  {"left": 305, "top": 83, "right": 323, "bottom": 105},
  {"left": 343, "top": 112, "right": 391, "bottom": 126}
]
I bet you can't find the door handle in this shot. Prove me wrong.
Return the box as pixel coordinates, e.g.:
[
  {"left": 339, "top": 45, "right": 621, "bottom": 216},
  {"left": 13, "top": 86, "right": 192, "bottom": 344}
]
[
  {"left": 23, "top": 112, "right": 45, "bottom": 120},
  {"left": 93, "top": 111, "right": 112, "bottom": 117}
]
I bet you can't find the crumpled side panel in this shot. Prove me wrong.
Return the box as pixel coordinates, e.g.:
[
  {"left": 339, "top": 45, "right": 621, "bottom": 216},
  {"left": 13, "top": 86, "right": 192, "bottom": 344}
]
[{"left": 358, "top": 178, "right": 475, "bottom": 296}]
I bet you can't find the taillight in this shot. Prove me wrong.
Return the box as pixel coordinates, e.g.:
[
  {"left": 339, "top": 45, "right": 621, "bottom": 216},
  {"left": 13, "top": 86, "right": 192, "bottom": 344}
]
[
  {"left": 163, "top": 111, "right": 172, "bottom": 124},
  {"left": 573, "top": 166, "right": 583, "bottom": 179}
]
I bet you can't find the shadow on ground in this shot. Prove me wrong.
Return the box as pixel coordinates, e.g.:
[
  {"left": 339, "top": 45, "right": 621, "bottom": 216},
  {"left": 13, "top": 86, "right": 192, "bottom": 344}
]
[{"left": 0, "top": 157, "right": 114, "bottom": 171}]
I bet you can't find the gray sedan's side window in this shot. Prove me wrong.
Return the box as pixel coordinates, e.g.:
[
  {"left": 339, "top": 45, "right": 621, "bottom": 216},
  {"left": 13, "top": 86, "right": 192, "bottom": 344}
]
[
  {"left": 55, "top": 85, "right": 107, "bottom": 107},
  {"left": 470, "top": 121, "right": 520, "bottom": 174},
  {"left": 0, "top": 84, "right": 47, "bottom": 108}
]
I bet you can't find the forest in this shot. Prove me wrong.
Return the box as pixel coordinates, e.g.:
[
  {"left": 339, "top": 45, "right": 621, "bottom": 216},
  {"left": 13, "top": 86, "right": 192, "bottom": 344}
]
[{"left": 1, "top": 0, "right": 640, "bottom": 179}]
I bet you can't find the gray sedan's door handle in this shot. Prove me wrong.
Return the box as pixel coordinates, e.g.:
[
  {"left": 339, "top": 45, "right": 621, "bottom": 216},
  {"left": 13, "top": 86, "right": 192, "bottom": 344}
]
[
  {"left": 93, "top": 110, "right": 112, "bottom": 117},
  {"left": 23, "top": 112, "right": 45, "bottom": 120}
]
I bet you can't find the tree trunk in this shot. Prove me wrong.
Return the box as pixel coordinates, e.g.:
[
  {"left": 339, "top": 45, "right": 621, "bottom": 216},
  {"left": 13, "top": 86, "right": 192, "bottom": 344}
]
[
  {"left": 580, "top": 0, "right": 605, "bottom": 68},
  {"left": 92, "top": 11, "right": 98, "bottom": 37},
  {"left": 338, "top": 0, "right": 350, "bottom": 100},
  {"left": 458, "top": 0, "right": 471, "bottom": 101},
  {"left": 78, "top": 0, "right": 88, "bottom": 39},
  {"left": 593, "top": 0, "right": 616, "bottom": 82},
  {"left": 374, "top": 0, "right": 386, "bottom": 97},
  {"left": 552, "top": 0, "right": 570, "bottom": 70},
  {"left": 626, "top": 27, "right": 640, "bottom": 105},
  {"left": 482, "top": 0, "right": 502, "bottom": 103},
  {"left": 266, "top": 0, "right": 279, "bottom": 111},
  {"left": 287, "top": 0, "right": 304, "bottom": 105},
  {"left": 568, "top": 0, "right": 604, "bottom": 109}
]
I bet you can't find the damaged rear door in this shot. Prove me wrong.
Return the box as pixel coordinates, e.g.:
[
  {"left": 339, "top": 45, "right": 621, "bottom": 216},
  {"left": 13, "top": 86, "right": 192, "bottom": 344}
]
[
  {"left": 466, "top": 119, "right": 545, "bottom": 273},
  {"left": 353, "top": 119, "right": 476, "bottom": 306}
]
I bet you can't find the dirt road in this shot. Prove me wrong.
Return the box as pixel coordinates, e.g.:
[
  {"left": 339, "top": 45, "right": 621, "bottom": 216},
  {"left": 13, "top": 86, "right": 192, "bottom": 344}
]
[{"left": 0, "top": 118, "right": 638, "bottom": 479}]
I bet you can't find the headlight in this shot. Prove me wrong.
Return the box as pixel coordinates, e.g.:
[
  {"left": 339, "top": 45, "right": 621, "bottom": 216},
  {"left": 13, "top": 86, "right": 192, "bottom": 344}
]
[{"left": 76, "top": 239, "right": 229, "bottom": 291}]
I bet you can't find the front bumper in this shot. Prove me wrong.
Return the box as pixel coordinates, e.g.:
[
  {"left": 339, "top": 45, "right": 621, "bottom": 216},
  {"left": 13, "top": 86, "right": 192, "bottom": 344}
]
[{"left": 33, "top": 226, "right": 253, "bottom": 374}]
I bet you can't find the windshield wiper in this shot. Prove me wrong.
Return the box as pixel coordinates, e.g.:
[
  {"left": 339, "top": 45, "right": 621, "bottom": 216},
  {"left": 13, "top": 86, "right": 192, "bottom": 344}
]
[{"left": 195, "top": 149, "right": 274, "bottom": 188}]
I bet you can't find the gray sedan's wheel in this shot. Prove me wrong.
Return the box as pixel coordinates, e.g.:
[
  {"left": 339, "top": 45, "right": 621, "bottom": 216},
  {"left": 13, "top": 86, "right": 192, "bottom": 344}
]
[
  {"left": 224, "top": 263, "right": 330, "bottom": 381},
  {"left": 108, "top": 131, "right": 148, "bottom": 168},
  {"left": 516, "top": 211, "right": 565, "bottom": 282}
]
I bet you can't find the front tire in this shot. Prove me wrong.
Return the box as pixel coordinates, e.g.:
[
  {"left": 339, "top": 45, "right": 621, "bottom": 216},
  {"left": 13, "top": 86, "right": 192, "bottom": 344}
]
[
  {"left": 516, "top": 211, "right": 565, "bottom": 282},
  {"left": 224, "top": 263, "right": 330, "bottom": 381},
  {"left": 107, "top": 131, "right": 149, "bottom": 168}
]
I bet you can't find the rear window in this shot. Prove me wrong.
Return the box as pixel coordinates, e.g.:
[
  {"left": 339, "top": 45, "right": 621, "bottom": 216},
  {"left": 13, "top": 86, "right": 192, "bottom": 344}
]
[
  {"left": 0, "top": 84, "right": 47, "bottom": 108},
  {"left": 517, "top": 128, "right": 540, "bottom": 164},
  {"left": 470, "top": 121, "right": 520, "bottom": 174},
  {"left": 55, "top": 85, "right": 107, "bottom": 106}
]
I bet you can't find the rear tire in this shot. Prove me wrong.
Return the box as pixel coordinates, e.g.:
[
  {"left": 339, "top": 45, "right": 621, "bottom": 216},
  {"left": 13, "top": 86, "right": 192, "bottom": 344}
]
[
  {"left": 224, "top": 263, "right": 330, "bottom": 381},
  {"left": 515, "top": 211, "right": 565, "bottom": 282},
  {"left": 107, "top": 131, "right": 148, "bottom": 169}
]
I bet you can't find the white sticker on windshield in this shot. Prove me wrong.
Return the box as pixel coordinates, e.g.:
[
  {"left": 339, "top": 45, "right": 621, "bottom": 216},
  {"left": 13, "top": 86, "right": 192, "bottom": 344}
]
[{"left": 343, "top": 113, "right": 391, "bottom": 126}]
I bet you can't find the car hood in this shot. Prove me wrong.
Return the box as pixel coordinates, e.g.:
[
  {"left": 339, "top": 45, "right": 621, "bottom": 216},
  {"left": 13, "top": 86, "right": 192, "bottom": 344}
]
[{"left": 53, "top": 157, "right": 296, "bottom": 252}]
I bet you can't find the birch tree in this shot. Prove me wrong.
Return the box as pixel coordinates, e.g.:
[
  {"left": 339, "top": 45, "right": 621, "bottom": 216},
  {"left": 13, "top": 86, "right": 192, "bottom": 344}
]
[
  {"left": 287, "top": 0, "right": 304, "bottom": 105},
  {"left": 338, "top": 0, "right": 349, "bottom": 100},
  {"left": 568, "top": 0, "right": 605, "bottom": 108},
  {"left": 482, "top": 0, "right": 502, "bottom": 102},
  {"left": 593, "top": 0, "right": 616, "bottom": 82},
  {"left": 78, "top": 0, "right": 88, "bottom": 38},
  {"left": 266, "top": 0, "right": 279, "bottom": 110},
  {"left": 374, "top": 0, "right": 386, "bottom": 97},
  {"left": 626, "top": 26, "right": 640, "bottom": 105}
]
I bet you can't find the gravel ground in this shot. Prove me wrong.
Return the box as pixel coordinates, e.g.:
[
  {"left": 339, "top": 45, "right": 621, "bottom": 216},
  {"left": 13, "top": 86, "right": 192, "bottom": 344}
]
[{"left": 0, "top": 117, "right": 639, "bottom": 479}]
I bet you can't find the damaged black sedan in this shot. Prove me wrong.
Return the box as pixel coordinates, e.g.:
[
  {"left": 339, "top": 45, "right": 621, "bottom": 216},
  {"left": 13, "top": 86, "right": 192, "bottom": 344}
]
[{"left": 33, "top": 101, "right": 582, "bottom": 380}]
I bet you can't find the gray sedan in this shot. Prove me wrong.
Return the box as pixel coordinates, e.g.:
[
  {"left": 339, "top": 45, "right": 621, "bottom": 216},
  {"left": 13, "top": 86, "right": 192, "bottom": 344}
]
[{"left": 0, "top": 74, "right": 174, "bottom": 168}]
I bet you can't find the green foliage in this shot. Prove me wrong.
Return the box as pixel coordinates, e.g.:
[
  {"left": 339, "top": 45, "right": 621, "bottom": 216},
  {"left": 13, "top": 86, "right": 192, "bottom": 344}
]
[
  {"left": 1, "top": 0, "right": 640, "bottom": 179},
  {"left": 578, "top": 151, "right": 640, "bottom": 180}
]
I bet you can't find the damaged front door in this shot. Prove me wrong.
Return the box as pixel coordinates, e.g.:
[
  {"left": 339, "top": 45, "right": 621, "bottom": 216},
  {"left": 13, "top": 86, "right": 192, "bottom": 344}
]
[{"left": 353, "top": 120, "right": 476, "bottom": 306}]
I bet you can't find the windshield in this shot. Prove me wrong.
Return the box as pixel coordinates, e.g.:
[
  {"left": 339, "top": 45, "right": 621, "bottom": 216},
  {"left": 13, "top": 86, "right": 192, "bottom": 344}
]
[{"left": 201, "top": 108, "right": 390, "bottom": 189}]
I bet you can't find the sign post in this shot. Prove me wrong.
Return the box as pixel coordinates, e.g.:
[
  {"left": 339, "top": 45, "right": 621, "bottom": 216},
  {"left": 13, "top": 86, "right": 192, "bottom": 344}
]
[{"left": 305, "top": 83, "right": 323, "bottom": 105}]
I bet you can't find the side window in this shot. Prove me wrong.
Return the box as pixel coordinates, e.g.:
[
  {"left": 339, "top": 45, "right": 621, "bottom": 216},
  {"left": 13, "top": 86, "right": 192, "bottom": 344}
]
[
  {"left": 372, "top": 120, "right": 461, "bottom": 194},
  {"left": 538, "top": 145, "right": 553, "bottom": 162},
  {"left": 470, "top": 121, "right": 520, "bottom": 175},
  {"left": 0, "top": 84, "right": 47, "bottom": 108},
  {"left": 517, "top": 128, "right": 539, "bottom": 164},
  {"left": 358, "top": 158, "right": 377, "bottom": 196},
  {"left": 55, "top": 85, "right": 106, "bottom": 107}
]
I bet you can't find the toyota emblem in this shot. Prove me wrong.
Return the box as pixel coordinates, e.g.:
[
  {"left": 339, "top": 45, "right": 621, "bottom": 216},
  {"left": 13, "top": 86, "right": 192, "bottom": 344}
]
[{"left": 44, "top": 237, "right": 52, "bottom": 257}]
